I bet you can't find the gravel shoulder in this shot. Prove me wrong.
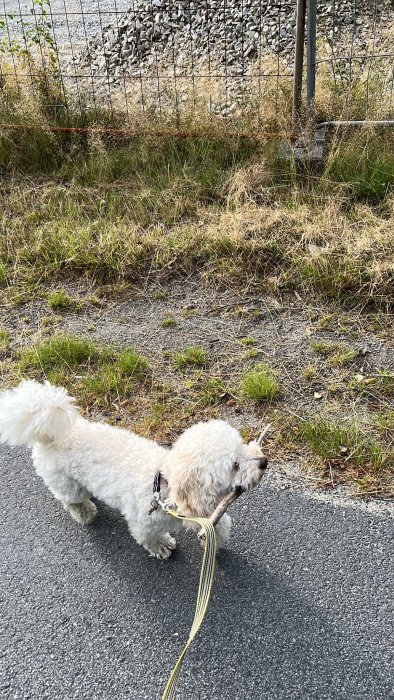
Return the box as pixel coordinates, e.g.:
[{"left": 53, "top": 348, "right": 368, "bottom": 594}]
[{"left": 1, "top": 278, "right": 394, "bottom": 497}]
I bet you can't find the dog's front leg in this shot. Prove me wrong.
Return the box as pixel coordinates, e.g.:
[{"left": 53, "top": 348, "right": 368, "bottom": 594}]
[{"left": 127, "top": 514, "right": 178, "bottom": 560}]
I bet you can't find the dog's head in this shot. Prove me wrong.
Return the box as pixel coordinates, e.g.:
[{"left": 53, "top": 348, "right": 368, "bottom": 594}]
[{"left": 165, "top": 420, "right": 268, "bottom": 517}]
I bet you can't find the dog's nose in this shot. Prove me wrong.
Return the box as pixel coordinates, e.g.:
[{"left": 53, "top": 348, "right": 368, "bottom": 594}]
[{"left": 258, "top": 457, "right": 268, "bottom": 470}]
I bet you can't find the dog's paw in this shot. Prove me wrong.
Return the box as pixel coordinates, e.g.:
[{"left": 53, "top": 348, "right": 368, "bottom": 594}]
[{"left": 148, "top": 535, "right": 176, "bottom": 560}]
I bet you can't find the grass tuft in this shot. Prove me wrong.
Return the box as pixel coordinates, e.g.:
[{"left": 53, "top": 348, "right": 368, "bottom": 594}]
[
  {"left": 160, "top": 318, "right": 177, "bottom": 328},
  {"left": 47, "top": 289, "right": 83, "bottom": 312},
  {"left": 238, "top": 336, "right": 257, "bottom": 346},
  {"left": 0, "top": 328, "right": 10, "bottom": 355},
  {"left": 242, "top": 364, "right": 279, "bottom": 402},
  {"left": 173, "top": 346, "right": 208, "bottom": 369},
  {"left": 17, "top": 334, "right": 149, "bottom": 400},
  {"left": 297, "top": 417, "right": 390, "bottom": 473},
  {"left": 19, "top": 335, "right": 100, "bottom": 372}
]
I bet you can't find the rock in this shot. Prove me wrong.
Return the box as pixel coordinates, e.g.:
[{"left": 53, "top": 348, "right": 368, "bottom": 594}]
[{"left": 70, "top": 0, "right": 393, "bottom": 110}]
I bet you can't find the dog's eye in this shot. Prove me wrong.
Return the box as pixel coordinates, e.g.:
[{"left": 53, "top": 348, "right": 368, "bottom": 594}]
[{"left": 232, "top": 462, "right": 240, "bottom": 472}]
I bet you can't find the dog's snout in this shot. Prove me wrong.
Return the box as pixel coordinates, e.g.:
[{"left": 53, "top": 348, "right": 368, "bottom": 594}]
[{"left": 259, "top": 456, "right": 268, "bottom": 470}]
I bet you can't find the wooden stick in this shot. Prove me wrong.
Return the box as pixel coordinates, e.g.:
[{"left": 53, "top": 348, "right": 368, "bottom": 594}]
[
  {"left": 197, "top": 422, "right": 271, "bottom": 538},
  {"left": 197, "top": 486, "right": 244, "bottom": 539},
  {"left": 257, "top": 423, "right": 271, "bottom": 445}
]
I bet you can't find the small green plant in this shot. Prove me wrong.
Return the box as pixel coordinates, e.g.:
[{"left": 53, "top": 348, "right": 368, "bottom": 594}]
[
  {"left": 173, "top": 346, "right": 208, "bottom": 369},
  {"left": 302, "top": 364, "right": 318, "bottom": 381},
  {"left": 311, "top": 340, "right": 358, "bottom": 366},
  {"left": 19, "top": 335, "right": 100, "bottom": 372},
  {"left": 311, "top": 340, "right": 342, "bottom": 355},
  {"left": 328, "top": 348, "right": 358, "bottom": 367},
  {"left": 115, "top": 349, "right": 148, "bottom": 379},
  {"left": 197, "top": 377, "right": 226, "bottom": 408},
  {"left": 48, "top": 289, "right": 82, "bottom": 312},
  {"left": 238, "top": 337, "right": 257, "bottom": 346},
  {"left": 245, "top": 349, "right": 260, "bottom": 359},
  {"left": 242, "top": 364, "right": 279, "bottom": 402},
  {"left": 160, "top": 318, "right": 177, "bottom": 328},
  {"left": 316, "top": 314, "right": 335, "bottom": 330},
  {"left": 0, "top": 327, "right": 10, "bottom": 355},
  {"left": 1, "top": 0, "right": 59, "bottom": 74}
]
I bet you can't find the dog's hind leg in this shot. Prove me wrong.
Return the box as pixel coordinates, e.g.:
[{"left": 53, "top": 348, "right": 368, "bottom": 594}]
[
  {"left": 39, "top": 470, "right": 97, "bottom": 525},
  {"left": 64, "top": 500, "right": 97, "bottom": 525}
]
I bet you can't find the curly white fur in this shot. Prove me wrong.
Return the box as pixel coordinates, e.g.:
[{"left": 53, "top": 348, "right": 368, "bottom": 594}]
[{"left": 0, "top": 380, "right": 267, "bottom": 559}]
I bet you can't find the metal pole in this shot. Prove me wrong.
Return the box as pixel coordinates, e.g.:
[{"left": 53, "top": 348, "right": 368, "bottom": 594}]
[
  {"left": 306, "top": 0, "right": 317, "bottom": 113},
  {"left": 292, "top": 0, "right": 306, "bottom": 131}
]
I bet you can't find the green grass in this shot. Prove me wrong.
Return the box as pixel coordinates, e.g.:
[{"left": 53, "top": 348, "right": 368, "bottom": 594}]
[
  {"left": 0, "top": 327, "right": 10, "bottom": 355},
  {"left": 173, "top": 346, "right": 208, "bottom": 369},
  {"left": 115, "top": 349, "right": 148, "bottom": 379},
  {"left": 48, "top": 289, "right": 83, "bottom": 312},
  {"left": 19, "top": 335, "right": 101, "bottom": 372},
  {"left": 242, "top": 364, "right": 279, "bottom": 402},
  {"left": 311, "top": 341, "right": 358, "bottom": 366},
  {"left": 1, "top": 127, "right": 394, "bottom": 307},
  {"left": 296, "top": 417, "right": 392, "bottom": 473},
  {"left": 302, "top": 364, "right": 318, "bottom": 381},
  {"left": 324, "top": 139, "right": 394, "bottom": 201},
  {"left": 17, "top": 334, "right": 149, "bottom": 399},
  {"left": 238, "top": 337, "right": 258, "bottom": 346},
  {"left": 374, "top": 411, "right": 394, "bottom": 431},
  {"left": 311, "top": 341, "right": 342, "bottom": 356},
  {"left": 328, "top": 348, "right": 358, "bottom": 367},
  {"left": 350, "top": 370, "right": 394, "bottom": 398},
  {"left": 160, "top": 318, "right": 177, "bottom": 328}
]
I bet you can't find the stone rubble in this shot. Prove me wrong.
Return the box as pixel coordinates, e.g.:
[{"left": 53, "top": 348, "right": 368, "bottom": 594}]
[{"left": 71, "top": 0, "right": 394, "bottom": 109}]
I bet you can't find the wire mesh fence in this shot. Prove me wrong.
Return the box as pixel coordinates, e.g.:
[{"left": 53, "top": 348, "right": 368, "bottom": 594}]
[
  {"left": 0, "top": 0, "right": 394, "bottom": 132},
  {"left": 313, "top": 0, "right": 394, "bottom": 121}
]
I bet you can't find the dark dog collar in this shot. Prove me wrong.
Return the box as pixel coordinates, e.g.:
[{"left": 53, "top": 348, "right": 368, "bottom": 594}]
[{"left": 149, "top": 470, "right": 164, "bottom": 515}]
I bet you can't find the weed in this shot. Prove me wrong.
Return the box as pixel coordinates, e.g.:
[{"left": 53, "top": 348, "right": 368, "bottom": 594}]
[
  {"left": 173, "top": 346, "right": 208, "bottom": 369},
  {"left": 238, "top": 336, "right": 257, "bottom": 346},
  {"left": 374, "top": 411, "right": 394, "bottom": 431},
  {"left": 296, "top": 417, "right": 389, "bottom": 472},
  {"left": 0, "top": 328, "right": 10, "bottom": 355},
  {"left": 19, "top": 335, "right": 100, "bottom": 372},
  {"left": 302, "top": 364, "right": 318, "bottom": 381},
  {"left": 161, "top": 318, "right": 177, "bottom": 328},
  {"left": 115, "top": 349, "right": 148, "bottom": 379},
  {"left": 328, "top": 349, "right": 358, "bottom": 367},
  {"left": 316, "top": 314, "right": 335, "bottom": 330},
  {"left": 245, "top": 349, "right": 260, "bottom": 359},
  {"left": 311, "top": 341, "right": 358, "bottom": 366},
  {"left": 350, "top": 370, "right": 394, "bottom": 398},
  {"left": 311, "top": 341, "right": 341, "bottom": 355},
  {"left": 242, "top": 364, "right": 279, "bottom": 402},
  {"left": 48, "top": 289, "right": 83, "bottom": 312},
  {"left": 195, "top": 377, "right": 227, "bottom": 408}
]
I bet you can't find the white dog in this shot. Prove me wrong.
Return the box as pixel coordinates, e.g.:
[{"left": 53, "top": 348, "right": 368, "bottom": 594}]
[{"left": 0, "top": 380, "right": 268, "bottom": 559}]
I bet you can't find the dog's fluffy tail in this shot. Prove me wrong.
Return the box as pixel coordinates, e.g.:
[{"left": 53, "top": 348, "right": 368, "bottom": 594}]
[{"left": 0, "top": 380, "right": 79, "bottom": 446}]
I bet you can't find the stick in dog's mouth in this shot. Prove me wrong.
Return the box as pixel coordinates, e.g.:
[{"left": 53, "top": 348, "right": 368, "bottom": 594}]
[{"left": 197, "top": 424, "right": 271, "bottom": 539}]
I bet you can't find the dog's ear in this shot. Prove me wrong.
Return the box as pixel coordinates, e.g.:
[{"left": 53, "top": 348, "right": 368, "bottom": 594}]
[{"left": 171, "top": 471, "right": 214, "bottom": 517}]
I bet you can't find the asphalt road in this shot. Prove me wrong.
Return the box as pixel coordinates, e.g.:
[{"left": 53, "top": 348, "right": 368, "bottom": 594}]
[{"left": 1, "top": 443, "right": 393, "bottom": 700}]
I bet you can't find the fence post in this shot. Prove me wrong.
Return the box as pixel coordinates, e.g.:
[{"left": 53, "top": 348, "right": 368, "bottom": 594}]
[
  {"left": 292, "top": 0, "right": 306, "bottom": 132},
  {"left": 306, "top": 0, "right": 317, "bottom": 115}
]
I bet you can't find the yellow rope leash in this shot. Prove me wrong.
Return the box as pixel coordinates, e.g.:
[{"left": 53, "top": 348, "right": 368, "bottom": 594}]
[{"left": 160, "top": 508, "right": 217, "bottom": 700}]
